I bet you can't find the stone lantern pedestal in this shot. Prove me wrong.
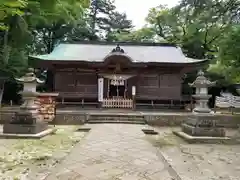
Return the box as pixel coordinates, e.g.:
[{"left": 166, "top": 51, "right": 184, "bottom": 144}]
[
  {"left": 1, "top": 68, "right": 55, "bottom": 138},
  {"left": 174, "top": 70, "right": 230, "bottom": 143}
]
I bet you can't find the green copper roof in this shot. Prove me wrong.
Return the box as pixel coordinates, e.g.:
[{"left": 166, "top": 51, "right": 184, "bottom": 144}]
[{"left": 30, "top": 42, "right": 207, "bottom": 64}]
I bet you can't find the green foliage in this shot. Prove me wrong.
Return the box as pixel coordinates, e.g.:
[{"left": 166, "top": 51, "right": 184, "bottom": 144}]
[
  {"left": 146, "top": 0, "right": 239, "bottom": 59},
  {"left": 114, "top": 27, "right": 166, "bottom": 42},
  {"left": 81, "top": 0, "right": 133, "bottom": 41},
  {"left": 144, "top": 0, "right": 240, "bottom": 84},
  {"left": 0, "top": 0, "right": 27, "bottom": 30},
  {"left": 0, "top": 0, "right": 90, "bottom": 78},
  {"left": 216, "top": 26, "right": 240, "bottom": 83}
]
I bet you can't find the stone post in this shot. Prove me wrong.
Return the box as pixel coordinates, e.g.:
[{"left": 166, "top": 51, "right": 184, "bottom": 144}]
[{"left": 3, "top": 68, "right": 47, "bottom": 134}]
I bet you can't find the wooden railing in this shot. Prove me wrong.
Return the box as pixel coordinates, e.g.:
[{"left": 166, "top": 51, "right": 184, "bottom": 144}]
[{"left": 102, "top": 98, "right": 133, "bottom": 108}]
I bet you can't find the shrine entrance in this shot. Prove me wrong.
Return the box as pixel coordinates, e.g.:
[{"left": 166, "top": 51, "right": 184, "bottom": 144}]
[
  {"left": 99, "top": 46, "right": 136, "bottom": 108},
  {"left": 100, "top": 74, "right": 135, "bottom": 108},
  {"left": 109, "top": 85, "right": 125, "bottom": 98},
  {"left": 108, "top": 77, "right": 126, "bottom": 98}
]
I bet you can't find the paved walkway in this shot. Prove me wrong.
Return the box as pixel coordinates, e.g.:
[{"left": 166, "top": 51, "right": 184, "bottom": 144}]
[{"left": 45, "top": 124, "right": 180, "bottom": 180}]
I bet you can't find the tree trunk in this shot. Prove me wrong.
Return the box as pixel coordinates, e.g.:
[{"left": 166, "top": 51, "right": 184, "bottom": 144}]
[
  {"left": 0, "top": 81, "right": 5, "bottom": 107},
  {"left": 3, "top": 30, "right": 10, "bottom": 65}
]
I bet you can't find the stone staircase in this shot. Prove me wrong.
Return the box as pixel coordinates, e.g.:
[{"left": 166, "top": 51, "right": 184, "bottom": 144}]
[{"left": 86, "top": 113, "right": 146, "bottom": 124}]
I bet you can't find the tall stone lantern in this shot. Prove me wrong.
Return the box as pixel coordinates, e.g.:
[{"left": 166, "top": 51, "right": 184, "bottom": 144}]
[
  {"left": 16, "top": 68, "right": 44, "bottom": 115},
  {"left": 189, "top": 70, "right": 215, "bottom": 113},
  {"left": 174, "top": 70, "right": 228, "bottom": 142},
  {"left": 3, "top": 68, "right": 47, "bottom": 134}
]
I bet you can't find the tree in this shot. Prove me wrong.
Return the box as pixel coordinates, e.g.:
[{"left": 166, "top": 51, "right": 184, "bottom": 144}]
[
  {"left": 105, "top": 12, "right": 132, "bottom": 41},
  {"left": 67, "top": 15, "right": 99, "bottom": 41},
  {"left": 0, "top": 0, "right": 28, "bottom": 30},
  {"left": 79, "top": 0, "right": 133, "bottom": 41},
  {"left": 0, "top": 0, "right": 90, "bottom": 105},
  {"left": 144, "top": 0, "right": 240, "bottom": 94},
  {"left": 29, "top": 0, "right": 90, "bottom": 54},
  {"left": 114, "top": 27, "right": 166, "bottom": 42},
  {"left": 216, "top": 25, "right": 240, "bottom": 82},
  {"left": 146, "top": 0, "right": 240, "bottom": 59}
]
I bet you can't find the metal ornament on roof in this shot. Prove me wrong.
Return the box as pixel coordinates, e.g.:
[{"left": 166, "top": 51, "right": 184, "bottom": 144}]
[
  {"left": 188, "top": 70, "right": 216, "bottom": 87},
  {"left": 111, "top": 44, "right": 125, "bottom": 53}
]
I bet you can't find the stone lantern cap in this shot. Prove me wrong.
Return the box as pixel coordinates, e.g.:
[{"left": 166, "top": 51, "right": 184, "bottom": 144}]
[
  {"left": 15, "top": 68, "right": 45, "bottom": 84},
  {"left": 188, "top": 70, "right": 216, "bottom": 88}
]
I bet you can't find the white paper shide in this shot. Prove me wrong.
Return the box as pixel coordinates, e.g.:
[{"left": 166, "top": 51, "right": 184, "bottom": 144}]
[{"left": 98, "top": 78, "right": 104, "bottom": 102}]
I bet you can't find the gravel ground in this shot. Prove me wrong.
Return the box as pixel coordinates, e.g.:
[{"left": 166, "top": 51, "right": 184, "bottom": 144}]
[
  {"left": 147, "top": 127, "right": 240, "bottom": 180},
  {"left": 0, "top": 125, "right": 86, "bottom": 180},
  {"left": 0, "top": 124, "right": 239, "bottom": 180}
]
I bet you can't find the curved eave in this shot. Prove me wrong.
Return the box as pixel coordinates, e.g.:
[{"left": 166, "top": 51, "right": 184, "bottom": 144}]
[{"left": 29, "top": 55, "right": 209, "bottom": 68}]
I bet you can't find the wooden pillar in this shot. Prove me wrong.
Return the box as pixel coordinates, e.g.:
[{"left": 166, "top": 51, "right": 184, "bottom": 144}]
[
  {"left": 124, "top": 79, "right": 127, "bottom": 98},
  {"left": 132, "top": 86, "right": 136, "bottom": 110},
  {"left": 107, "top": 79, "right": 110, "bottom": 98},
  {"left": 98, "top": 77, "right": 104, "bottom": 108},
  {"left": 117, "top": 80, "right": 119, "bottom": 97}
]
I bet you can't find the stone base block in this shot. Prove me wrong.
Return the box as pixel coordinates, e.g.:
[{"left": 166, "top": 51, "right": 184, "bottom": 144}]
[
  {"left": 77, "top": 127, "right": 91, "bottom": 132},
  {"left": 3, "top": 123, "right": 48, "bottom": 134},
  {"left": 0, "top": 128, "right": 56, "bottom": 139},
  {"left": 13, "top": 111, "right": 39, "bottom": 124},
  {"left": 182, "top": 123, "right": 226, "bottom": 137},
  {"left": 173, "top": 131, "right": 231, "bottom": 144},
  {"left": 142, "top": 129, "right": 159, "bottom": 135}
]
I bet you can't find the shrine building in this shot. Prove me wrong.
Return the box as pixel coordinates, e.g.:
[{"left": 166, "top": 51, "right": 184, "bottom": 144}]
[{"left": 29, "top": 42, "right": 208, "bottom": 109}]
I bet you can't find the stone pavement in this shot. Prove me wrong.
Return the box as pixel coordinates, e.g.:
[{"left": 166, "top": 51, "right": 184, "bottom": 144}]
[{"left": 44, "top": 124, "right": 180, "bottom": 180}]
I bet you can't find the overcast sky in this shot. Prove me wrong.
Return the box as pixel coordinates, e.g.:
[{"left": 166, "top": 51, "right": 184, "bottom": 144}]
[{"left": 115, "top": 0, "right": 180, "bottom": 29}]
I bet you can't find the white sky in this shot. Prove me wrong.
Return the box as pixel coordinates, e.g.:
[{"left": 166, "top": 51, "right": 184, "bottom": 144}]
[{"left": 115, "top": 0, "right": 180, "bottom": 29}]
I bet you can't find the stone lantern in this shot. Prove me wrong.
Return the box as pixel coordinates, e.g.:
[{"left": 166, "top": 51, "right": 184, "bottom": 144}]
[
  {"left": 189, "top": 70, "right": 215, "bottom": 113},
  {"left": 3, "top": 68, "right": 49, "bottom": 135},
  {"left": 16, "top": 68, "right": 44, "bottom": 115},
  {"left": 174, "top": 70, "right": 229, "bottom": 143}
]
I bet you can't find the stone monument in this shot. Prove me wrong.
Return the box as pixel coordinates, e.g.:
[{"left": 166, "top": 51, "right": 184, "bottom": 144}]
[
  {"left": 174, "top": 70, "right": 230, "bottom": 143},
  {"left": 2, "top": 68, "right": 55, "bottom": 138}
]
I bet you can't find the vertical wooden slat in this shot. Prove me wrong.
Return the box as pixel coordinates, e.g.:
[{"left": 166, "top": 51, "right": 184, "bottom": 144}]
[{"left": 102, "top": 98, "right": 133, "bottom": 108}]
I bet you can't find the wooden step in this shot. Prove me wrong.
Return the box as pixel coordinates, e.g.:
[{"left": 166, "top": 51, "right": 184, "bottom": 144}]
[
  {"left": 86, "top": 114, "right": 146, "bottom": 124},
  {"left": 89, "top": 117, "right": 144, "bottom": 121},
  {"left": 87, "top": 120, "right": 146, "bottom": 124}
]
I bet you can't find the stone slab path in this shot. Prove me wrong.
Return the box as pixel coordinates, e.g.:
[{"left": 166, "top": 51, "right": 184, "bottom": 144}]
[{"left": 44, "top": 124, "right": 180, "bottom": 180}]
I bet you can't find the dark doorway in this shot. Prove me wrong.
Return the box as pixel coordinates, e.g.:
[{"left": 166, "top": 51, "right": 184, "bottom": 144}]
[
  {"left": 118, "top": 86, "right": 125, "bottom": 97},
  {"left": 109, "top": 85, "right": 125, "bottom": 98}
]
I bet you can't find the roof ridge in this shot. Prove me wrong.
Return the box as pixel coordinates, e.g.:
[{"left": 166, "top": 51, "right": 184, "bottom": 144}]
[{"left": 60, "top": 40, "right": 177, "bottom": 47}]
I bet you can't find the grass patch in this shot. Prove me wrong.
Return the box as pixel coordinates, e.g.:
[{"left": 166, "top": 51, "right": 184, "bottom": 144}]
[
  {"left": 148, "top": 132, "right": 184, "bottom": 148},
  {"left": 0, "top": 126, "right": 86, "bottom": 178}
]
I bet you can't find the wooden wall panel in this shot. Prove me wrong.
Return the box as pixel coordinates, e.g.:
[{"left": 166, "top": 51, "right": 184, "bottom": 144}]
[
  {"left": 137, "top": 74, "right": 159, "bottom": 87},
  {"left": 75, "top": 73, "right": 98, "bottom": 97},
  {"left": 136, "top": 73, "right": 182, "bottom": 100},
  {"left": 55, "top": 72, "right": 75, "bottom": 91},
  {"left": 54, "top": 71, "right": 98, "bottom": 98},
  {"left": 127, "top": 76, "right": 138, "bottom": 97},
  {"left": 54, "top": 67, "right": 183, "bottom": 100}
]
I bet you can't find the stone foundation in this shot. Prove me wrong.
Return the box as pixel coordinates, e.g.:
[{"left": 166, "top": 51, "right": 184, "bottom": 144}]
[
  {"left": 1, "top": 110, "right": 240, "bottom": 128},
  {"left": 181, "top": 123, "right": 225, "bottom": 137},
  {"left": 3, "top": 122, "right": 48, "bottom": 134},
  {"left": 145, "top": 114, "right": 240, "bottom": 128},
  {"left": 53, "top": 113, "right": 86, "bottom": 125},
  {"left": 181, "top": 114, "right": 226, "bottom": 137},
  {"left": 173, "top": 131, "right": 231, "bottom": 144},
  {"left": 0, "top": 128, "right": 56, "bottom": 139}
]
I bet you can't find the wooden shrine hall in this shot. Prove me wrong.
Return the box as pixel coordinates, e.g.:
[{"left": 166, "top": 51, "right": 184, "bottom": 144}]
[{"left": 30, "top": 42, "right": 208, "bottom": 109}]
